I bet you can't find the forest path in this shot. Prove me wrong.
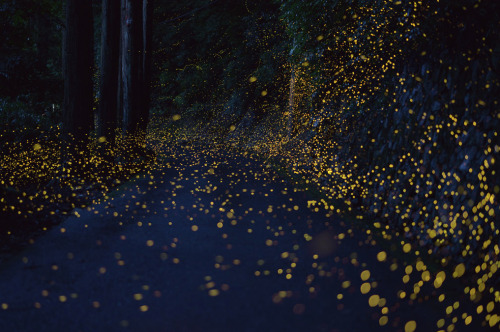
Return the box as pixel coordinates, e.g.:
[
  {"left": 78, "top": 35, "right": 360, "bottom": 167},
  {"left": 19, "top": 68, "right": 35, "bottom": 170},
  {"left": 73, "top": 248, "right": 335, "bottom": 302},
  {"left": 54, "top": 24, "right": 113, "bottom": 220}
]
[{"left": 0, "top": 146, "right": 471, "bottom": 331}]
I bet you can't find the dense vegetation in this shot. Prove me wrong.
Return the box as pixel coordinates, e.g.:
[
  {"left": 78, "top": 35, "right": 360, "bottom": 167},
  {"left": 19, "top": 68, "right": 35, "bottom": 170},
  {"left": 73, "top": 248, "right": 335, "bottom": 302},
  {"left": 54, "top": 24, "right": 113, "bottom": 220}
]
[{"left": 1, "top": 0, "right": 500, "bottom": 329}]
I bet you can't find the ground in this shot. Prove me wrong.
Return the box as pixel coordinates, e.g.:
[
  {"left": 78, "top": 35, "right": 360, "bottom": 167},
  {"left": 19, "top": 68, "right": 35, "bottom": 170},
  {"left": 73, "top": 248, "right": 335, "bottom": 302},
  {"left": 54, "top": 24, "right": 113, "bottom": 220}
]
[{"left": 0, "top": 146, "right": 489, "bottom": 331}]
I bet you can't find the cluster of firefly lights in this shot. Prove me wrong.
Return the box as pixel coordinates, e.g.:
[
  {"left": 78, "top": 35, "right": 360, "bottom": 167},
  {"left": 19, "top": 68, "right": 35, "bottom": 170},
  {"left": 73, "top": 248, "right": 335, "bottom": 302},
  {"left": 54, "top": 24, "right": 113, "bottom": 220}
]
[{"left": 1, "top": 0, "right": 499, "bottom": 330}]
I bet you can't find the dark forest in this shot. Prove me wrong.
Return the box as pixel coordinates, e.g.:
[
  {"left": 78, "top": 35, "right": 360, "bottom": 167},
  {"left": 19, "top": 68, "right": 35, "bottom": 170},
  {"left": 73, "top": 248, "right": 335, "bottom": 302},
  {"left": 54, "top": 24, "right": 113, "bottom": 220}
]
[{"left": 1, "top": 0, "right": 499, "bottom": 331}]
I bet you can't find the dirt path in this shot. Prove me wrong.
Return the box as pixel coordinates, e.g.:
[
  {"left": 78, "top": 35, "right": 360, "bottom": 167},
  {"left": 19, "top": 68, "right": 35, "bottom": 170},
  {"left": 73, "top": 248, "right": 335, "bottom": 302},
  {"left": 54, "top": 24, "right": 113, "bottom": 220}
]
[{"left": 0, "top": 147, "right": 484, "bottom": 331}]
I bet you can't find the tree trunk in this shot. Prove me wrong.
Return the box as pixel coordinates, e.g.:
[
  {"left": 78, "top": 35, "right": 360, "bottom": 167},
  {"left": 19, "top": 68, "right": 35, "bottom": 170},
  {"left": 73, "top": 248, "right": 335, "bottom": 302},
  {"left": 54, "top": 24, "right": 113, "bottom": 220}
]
[
  {"left": 63, "top": 0, "right": 93, "bottom": 144},
  {"left": 117, "top": 0, "right": 126, "bottom": 130},
  {"left": 98, "top": 0, "right": 121, "bottom": 146},
  {"left": 141, "top": 0, "right": 154, "bottom": 135},
  {"left": 121, "top": 0, "right": 144, "bottom": 142}
]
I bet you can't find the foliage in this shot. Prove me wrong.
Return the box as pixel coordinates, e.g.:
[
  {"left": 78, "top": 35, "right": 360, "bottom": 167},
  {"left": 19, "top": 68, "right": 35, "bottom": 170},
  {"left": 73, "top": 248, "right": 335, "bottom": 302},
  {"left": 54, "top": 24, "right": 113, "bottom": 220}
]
[
  {"left": 0, "top": 0, "right": 64, "bottom": 102},
  {"left": 153, "top": 0, "right": 288, "bottom": 121}
]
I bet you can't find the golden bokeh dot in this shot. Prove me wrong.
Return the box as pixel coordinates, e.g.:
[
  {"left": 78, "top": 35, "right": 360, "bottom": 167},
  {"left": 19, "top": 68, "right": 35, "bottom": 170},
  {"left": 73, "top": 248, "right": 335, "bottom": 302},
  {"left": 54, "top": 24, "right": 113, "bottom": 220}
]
[
  {"left": 404, "top": 320, "right": 417, "bottom": 332},
  {"left": 377, "top": 251, "right": 387, "bottom": 262}
]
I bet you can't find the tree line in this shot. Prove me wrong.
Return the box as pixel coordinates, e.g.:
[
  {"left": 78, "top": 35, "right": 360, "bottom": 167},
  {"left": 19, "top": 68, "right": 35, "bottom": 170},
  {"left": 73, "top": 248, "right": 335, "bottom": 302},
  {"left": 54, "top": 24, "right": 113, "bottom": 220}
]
[{"left": 63, "top": 0, "right": 153, "bottom": 154}]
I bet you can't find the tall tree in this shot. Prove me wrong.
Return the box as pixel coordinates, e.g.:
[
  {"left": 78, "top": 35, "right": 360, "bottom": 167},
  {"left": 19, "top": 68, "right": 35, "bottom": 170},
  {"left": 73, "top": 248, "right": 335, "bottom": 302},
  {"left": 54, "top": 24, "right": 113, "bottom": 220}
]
[
  {"left": 62, "top": 0, "right": 93, "bottom": 143},
  {"left": 117, "top": 0, "right": 126, "bottom": 129},
  {"left": 98, "top": 0, "right": 121, "bottom": 145},
  {"left": 121, "top": 0, "right": 144, "bottom": 142},
  {"left": 120, "top": 0, "right": 154, "bottom": 146},
  {"left": 142, "top": 0, "right": 154, "bottom": 133}
]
